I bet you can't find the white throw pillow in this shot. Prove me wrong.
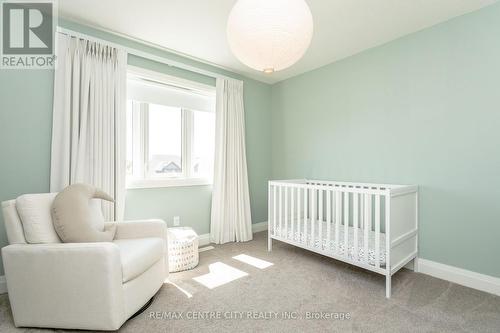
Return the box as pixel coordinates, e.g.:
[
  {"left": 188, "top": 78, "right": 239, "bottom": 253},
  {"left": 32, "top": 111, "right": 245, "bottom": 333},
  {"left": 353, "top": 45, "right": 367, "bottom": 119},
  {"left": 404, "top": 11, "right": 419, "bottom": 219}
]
[{"left": 16, "top": 193, "right": 61, "bottom": 244}]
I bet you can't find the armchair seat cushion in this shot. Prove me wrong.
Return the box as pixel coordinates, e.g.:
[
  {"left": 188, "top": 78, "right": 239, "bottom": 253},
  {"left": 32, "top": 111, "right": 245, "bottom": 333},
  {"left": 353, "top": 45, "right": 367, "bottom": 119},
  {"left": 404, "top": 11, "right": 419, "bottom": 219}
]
[{"left": 113, "top": 238, "right": 164, "bottom": 283}]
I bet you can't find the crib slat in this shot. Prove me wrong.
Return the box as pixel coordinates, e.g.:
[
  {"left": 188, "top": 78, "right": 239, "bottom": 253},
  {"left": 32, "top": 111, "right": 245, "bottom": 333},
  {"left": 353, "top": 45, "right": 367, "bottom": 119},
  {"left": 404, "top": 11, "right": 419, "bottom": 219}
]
[
  {"left": 288, "top": 186, "right": 295, "bottom": 240},
  {"left": 344, "top": 192, "right": 349, "bottom": 259},
  {"left": 284, "top": 186, "right": 289, "bottom": 240},
  {"left": 294, "top": 187, "right": 302, "bottom": 241},
  {"left": 319, "top": 189, "right": 323, "bottom": 249},
  {"left": 301, "top": 188, "right": 308, "bottom": 245},
  {"left": 311, "top": 189, "right": 316, "bottom": 247},
  {"left": 326, "top": 190, "right": 331, "bottom": 251},
  {"left": 353, "top": 193, "right": 359, "bottom": 261},
  {"left": 297, "top": 187, "right": 301, "bottom": 243},
  {"left": 364, "top": 194, "right": 371, "bottom": 265},
  {"left": 360, "top": 193, "right": 364, "bottom": 230},
  {"left": 375, "top": 194, "right": 381, "bottom": 269},
  {"left": 335, "top": 191, "right": 341, "bottom": 253},
  {"left": 273, "top": 185, "right": 277, "bottom": 237},
  {"left": 279, "top": 186, "right": 283, "bottom": 237}
]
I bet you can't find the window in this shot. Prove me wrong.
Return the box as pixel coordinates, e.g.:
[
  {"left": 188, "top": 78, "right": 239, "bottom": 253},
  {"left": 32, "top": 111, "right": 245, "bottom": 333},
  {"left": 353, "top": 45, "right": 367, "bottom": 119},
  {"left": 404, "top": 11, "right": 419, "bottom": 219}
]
[{"left": 126, "top": 67, "right": 216, "bottom": 188}]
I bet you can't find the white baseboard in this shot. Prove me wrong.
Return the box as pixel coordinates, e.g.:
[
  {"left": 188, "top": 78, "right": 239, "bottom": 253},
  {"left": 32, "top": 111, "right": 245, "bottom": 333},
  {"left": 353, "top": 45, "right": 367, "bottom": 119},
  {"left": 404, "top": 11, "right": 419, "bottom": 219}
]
[
  {"left": 252, "top": 221, "right": 268, "bottom": 233},
  {"left": 198, "top": 221, "right": 268, "bottom": 247},
  {"left": 199, "top": 245, "right": 214, "bottom": 252},
  {"left": 0, "top": 275, "right": 6, "bottom": 294},
  {"left": 417, "top": 258, "right": 500, "bottom": 296},
  {"left": 199, "top": 233, "right": 210, "bottom": 247}
]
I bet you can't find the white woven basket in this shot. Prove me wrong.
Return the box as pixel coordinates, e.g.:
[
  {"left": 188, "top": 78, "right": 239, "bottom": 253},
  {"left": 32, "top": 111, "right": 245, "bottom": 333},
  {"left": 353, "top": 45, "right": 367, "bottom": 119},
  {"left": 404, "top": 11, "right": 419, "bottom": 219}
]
[{"left": 167, "top": 227, "right": 199, "bottom": 273}]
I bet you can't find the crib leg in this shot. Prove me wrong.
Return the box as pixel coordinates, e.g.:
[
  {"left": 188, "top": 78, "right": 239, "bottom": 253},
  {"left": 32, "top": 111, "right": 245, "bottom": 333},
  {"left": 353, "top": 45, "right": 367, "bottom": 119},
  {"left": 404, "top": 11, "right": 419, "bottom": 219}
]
[
  {"left": 385, "top": 274, "right": 392, "bottom": 299},
  {"left": 268, "top": 236, "right": 272, "bottom": 252}
]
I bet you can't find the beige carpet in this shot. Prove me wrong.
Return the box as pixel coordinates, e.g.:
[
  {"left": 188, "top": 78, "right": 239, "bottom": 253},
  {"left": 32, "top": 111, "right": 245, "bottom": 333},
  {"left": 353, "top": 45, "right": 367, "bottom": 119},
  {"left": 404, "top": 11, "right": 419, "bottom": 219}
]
[{"left": 1, "top": 231, "right": 499, "bottom": 332}]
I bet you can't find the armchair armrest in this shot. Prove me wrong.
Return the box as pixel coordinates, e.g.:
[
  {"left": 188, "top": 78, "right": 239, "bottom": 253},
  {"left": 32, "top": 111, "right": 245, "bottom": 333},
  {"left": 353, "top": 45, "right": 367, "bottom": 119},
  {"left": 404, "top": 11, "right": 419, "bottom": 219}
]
[
  {"left": 2, "top": 243, "right": 125, "bottom": 330},
  {"left": 108, "top": 219, "right": 169, "bottom": 279},
  {"left": 107, "top": 219, "right": 168, "bottom": 241}
]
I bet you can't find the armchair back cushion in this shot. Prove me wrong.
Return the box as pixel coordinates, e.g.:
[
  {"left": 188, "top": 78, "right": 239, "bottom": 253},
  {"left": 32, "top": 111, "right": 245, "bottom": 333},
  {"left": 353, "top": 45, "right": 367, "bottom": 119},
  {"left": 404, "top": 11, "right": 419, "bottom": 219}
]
[
  {"left": 12, "top": 193, "right": 105, "bottom": 244},
  {"left": 16, "top": 193, "right": 61, "bottom": 244},
  {"left": 1, "top": 200, "right": 27, "bottom": 244}
]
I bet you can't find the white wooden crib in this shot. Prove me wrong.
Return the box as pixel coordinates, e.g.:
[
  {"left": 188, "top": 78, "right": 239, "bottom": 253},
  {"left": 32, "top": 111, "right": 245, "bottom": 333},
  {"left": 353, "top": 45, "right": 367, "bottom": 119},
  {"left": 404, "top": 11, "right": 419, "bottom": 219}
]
[{"left": 267, "top": 179, "right": 418, "bottom": 298}]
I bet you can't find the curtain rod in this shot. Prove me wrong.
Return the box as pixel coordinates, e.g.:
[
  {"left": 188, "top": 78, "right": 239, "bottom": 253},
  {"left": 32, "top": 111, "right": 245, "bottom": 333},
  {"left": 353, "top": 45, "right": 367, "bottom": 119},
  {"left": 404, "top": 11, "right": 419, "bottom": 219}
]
[{"left": 56, "top": 27, "right": 234, "bottom": 81}]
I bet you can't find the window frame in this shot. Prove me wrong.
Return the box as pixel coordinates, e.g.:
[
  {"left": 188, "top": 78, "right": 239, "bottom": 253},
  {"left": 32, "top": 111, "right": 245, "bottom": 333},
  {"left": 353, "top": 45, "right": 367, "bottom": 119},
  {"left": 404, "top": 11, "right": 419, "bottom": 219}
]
[{"left": 126, "top": 67, "right": 215, "bottom": 189}]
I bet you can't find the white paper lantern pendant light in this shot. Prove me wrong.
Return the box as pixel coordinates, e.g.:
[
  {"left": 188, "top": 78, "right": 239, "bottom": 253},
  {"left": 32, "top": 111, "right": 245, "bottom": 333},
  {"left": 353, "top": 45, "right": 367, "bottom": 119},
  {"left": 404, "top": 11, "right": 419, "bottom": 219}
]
[{"left": 227, "top": 0, "right": 313, "bottom": 74}]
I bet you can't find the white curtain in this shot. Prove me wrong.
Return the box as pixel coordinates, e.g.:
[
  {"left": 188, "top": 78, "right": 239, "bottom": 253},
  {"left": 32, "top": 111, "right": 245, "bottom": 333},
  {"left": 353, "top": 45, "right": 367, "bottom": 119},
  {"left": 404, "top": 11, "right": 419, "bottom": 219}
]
[
  {"left": 50, "top": 33, "right": 127, "bottom": 221},
  {"left": 210, "top": 78, "right": 252, "bottom": 244}
]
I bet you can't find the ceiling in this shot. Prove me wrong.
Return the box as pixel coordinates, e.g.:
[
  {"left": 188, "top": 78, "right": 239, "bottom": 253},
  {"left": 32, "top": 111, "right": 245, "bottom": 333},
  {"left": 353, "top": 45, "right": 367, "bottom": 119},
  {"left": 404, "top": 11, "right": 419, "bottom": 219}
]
[{"left": 58, "top": 0, "right": 498, "bottom": 84}]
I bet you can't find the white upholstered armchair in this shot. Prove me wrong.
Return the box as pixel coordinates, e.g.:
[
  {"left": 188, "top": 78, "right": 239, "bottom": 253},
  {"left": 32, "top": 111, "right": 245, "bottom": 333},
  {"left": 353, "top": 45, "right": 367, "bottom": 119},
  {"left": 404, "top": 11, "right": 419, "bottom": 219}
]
[{"left": 1, "top": 194, "right": 169, "bottom": 331}]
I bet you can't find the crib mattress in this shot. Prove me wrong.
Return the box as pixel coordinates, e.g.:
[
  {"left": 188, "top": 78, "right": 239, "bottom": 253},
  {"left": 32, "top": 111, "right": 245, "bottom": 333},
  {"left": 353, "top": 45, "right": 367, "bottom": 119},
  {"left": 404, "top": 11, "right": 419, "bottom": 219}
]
[{"left": 275, "top": 220, "right": 387, "bottom": 266}]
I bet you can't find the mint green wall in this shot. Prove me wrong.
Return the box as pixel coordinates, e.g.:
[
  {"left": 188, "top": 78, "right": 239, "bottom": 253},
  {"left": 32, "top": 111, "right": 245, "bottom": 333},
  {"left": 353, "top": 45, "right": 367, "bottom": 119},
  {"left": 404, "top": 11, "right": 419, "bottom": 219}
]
[
  {"left": 0, "top": 70, "right": 54, "bottom": 275},
  {"left": 271, "top": 5, "right": 500, "bottom": 278},
  {"left": 0, "top": 20, "right": 272, "bottom": 275},
  {"left": 2, "top": 5, "right": 499, "bottom": 280}
]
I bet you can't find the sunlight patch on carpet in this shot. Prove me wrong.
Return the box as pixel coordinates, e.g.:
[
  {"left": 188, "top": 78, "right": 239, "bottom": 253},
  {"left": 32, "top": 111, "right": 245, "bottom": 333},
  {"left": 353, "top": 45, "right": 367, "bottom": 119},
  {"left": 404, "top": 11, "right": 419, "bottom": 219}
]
[
  {"left": 233, "top": 254, "right": 274, "bottom": 269},
  {"left": 193, "top": 262, "right": 248, "bottom": 289},
  {"left": 167, "top": 281, "right": 193, "bottom": 298}
]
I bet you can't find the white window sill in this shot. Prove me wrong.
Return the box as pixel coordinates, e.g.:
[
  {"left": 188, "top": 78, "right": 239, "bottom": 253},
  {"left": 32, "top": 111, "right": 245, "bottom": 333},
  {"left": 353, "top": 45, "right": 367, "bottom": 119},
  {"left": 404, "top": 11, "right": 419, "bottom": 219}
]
[{"left": 126, "top": 178, "right": 213, "bottom": 189}]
